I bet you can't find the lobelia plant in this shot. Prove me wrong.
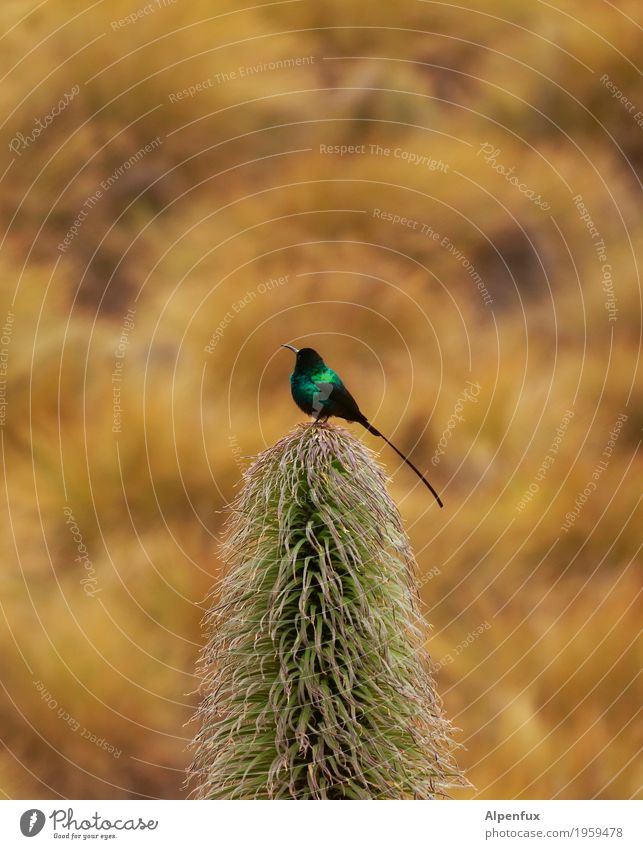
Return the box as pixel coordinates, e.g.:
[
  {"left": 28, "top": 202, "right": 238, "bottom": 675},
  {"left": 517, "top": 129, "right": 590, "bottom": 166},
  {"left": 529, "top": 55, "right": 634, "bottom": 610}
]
[{"left": 189, "top": 422, "right": 462, "bottom": 799}]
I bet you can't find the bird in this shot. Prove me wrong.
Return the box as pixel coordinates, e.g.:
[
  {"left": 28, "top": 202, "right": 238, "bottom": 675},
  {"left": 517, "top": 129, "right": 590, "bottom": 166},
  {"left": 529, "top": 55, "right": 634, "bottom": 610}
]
[{"left": 281, "top": 344, "right": 443, "bottom": 507}]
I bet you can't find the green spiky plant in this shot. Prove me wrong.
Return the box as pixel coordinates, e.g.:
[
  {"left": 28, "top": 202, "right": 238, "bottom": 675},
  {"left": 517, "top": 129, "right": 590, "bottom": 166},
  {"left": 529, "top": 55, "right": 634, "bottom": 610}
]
[{"left": 190, "top": 423, "right": 461, "bottom": 799}]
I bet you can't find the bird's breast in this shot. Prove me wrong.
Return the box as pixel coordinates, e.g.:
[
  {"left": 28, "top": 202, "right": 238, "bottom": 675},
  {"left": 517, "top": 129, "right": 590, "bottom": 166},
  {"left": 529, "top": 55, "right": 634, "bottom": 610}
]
[{"left": 290, "top": 373, "right": 317, "bottom": 413}]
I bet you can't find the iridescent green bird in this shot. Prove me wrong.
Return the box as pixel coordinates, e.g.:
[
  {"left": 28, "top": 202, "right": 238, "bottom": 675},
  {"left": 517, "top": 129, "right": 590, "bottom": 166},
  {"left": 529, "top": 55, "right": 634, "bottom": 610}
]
[{"left": 281, "top": 344, "right": 443, "bottom": 507}]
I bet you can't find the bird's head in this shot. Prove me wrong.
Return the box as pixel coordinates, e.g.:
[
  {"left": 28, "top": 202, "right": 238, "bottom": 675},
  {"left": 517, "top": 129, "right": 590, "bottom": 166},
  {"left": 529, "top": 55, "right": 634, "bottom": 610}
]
[{"left": 281, "top": 344, "right": 324, "bottom": 371}]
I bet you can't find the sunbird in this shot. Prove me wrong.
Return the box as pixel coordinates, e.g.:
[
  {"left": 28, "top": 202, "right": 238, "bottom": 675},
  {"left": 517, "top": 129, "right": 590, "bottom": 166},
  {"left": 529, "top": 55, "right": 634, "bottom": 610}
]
[{"left": 281, "top": 344, "right": 443, "bottom": 507}]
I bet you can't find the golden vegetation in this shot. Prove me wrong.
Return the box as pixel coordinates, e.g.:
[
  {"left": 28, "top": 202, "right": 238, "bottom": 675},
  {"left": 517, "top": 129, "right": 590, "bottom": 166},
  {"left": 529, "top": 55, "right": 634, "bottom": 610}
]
[{"left": 0, "top": 0, "right": 640, "bottom": 798}]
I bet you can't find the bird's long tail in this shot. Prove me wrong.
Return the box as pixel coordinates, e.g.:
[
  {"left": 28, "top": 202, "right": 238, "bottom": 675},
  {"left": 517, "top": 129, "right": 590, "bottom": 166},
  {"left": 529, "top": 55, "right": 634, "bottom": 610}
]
[{"left": 363, "top": 421, "right": 444, "bottom": 508}]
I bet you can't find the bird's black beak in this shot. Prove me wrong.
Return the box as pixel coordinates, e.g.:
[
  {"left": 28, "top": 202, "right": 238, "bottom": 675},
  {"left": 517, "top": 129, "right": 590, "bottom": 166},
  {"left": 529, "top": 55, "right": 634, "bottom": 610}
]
[{"left": 281, "top": 344, "right": 299, "bottom": 353}]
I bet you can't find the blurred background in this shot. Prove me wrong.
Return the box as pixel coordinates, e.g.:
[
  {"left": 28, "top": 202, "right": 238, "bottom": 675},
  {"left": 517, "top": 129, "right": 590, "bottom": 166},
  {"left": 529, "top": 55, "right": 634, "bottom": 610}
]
[{"left": 0, "top": 0, "right": 640, "bottom": 799}]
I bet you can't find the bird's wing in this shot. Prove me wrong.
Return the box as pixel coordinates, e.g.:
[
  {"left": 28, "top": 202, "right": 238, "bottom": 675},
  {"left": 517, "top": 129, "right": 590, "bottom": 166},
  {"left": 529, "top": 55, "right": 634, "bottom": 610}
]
[
  {"left": 313, "top": 366, "right": 343, "bottom": 387},
  {"left": 316, "top": 379, "right": 365, "bottom": 423}
]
